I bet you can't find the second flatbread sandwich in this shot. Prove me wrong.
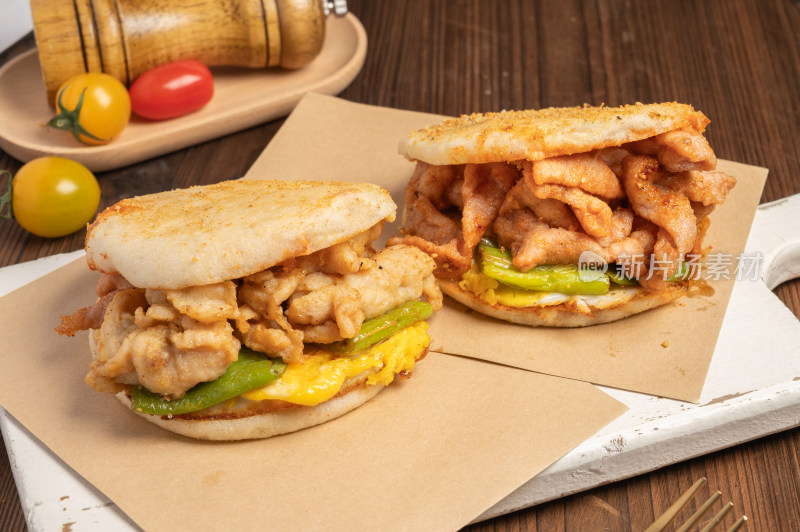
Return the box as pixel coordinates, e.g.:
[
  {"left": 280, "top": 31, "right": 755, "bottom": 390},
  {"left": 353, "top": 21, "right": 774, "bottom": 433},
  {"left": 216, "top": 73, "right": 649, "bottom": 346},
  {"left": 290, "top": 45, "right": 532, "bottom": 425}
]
[{"left": 392, "top": 103, "right": 736, "bottom": 327}]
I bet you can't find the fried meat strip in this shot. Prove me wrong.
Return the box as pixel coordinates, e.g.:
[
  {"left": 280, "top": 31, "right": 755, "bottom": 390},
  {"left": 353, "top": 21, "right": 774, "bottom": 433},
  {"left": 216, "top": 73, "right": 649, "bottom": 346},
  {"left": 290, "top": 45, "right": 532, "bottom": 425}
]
[
  {"left": 598, "top": 208, "right": 635, "bottom": 248},
  {"left": 412, "top": 162, "right": 461, "bottom": 210},
  {"left": 403, "top": 194, "right": 462, "bottom": 246},
  {"left": 236, "top": 307, "right": 304, "bottom": 362},
  {"left": 526, "top": 181, "right": 632, "bottom": 243},
  {"left": 293, "top": 222, "right": 385, "bottom": 275},
  {"left": 493, "top": 208, "right": 650, "bottom": 271},
  {"left": 131, "top": 310, "right": 240, "bottom": 399},
  {"left": 339, "top": 244, "right": 442, "bottom": 316},
  {"left": 297, "top": 321, "right": 344, "bottom": 344},
  {"left": 235, "top": 224, "right": 400, "bottom": 360},
  {"left": 596, "top": 147, "right": 630, "bottom": 177},
  {"left": 237, "top": 227, "right": 442, "bottom": 360},
  {"left": 692, "top": 211, "right": 712, "bottom": 255},
  {"left": 525, "top": 153, "right": 625, "bottom": 198},
  {"left": 286, "top": 244, "right": 442, "bottom": 341},
  {"left": 655, "top": 170, "right": 736, "bottom": 206},
  {"left": 628, "top": 128, "right": 716, "bottom": 172},
  {"left": 240, "top": 269, "right": 304, "bottom": 320},
  {"left": 400, "top": 161, "right": 522, "bottom": 279},
  {"left": 164, "top": 281, "right": 238, "bottom": 323},
  {"left": 85, "top": 289, "right": 147, "bottom": 393},
  {"left": 399, "top": 162, "right": 471, "bottom": 279},
  {"left": 86, "top": 287, "right": 241, "bottom": 398},
  {"left": 444, "top": 178, "right": 465, "bottom": 209},
  {"left": 289, "top": 286, "right": 362, "bottom": 340},
  {"left": 622, "top": 155, "right": 697, "bottom": 280},
  {"left": 236, "top": 268, "right": 306, "bottom": 362},
  {"left": 56, "top": 273, "right": 136, "bottom": 336},
  {"left": 95, "top": 272, "right": 134, "bottom": 297},
  {"left": 387, "top": 234, "right": 469, "bottom": 280},
  {"left": 56, "top": 290, "right": 118, "bottom": 336},
  {"left": 462, "top": 162, "right": 518, "bottom": 249},
  {"left": 501, "top": 179, "right": 580, "bottom": 231}
]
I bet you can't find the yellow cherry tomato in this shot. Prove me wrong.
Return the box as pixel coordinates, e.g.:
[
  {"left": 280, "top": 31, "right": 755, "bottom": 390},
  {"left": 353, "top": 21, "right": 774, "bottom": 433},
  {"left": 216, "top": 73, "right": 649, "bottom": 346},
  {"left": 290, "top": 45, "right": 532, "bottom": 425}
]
[
  {"left": 0, "top": 157, "right": 101, "bottom": 238},
  {"left": 49, "top": 73, "right": 131, "bottom": 145}
]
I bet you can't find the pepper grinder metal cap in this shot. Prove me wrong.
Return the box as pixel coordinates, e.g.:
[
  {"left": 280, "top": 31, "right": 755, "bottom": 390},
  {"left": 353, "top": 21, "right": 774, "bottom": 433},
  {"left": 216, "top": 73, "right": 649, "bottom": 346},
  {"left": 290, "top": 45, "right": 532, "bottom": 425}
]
[{"left": 323, "top": 0, "right": 348, "bottom": 17}]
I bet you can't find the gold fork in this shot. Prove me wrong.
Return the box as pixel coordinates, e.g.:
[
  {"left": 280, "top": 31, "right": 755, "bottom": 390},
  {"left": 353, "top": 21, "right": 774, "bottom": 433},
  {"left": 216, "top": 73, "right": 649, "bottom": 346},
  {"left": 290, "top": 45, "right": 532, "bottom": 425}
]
[{"left": 644, "top": 478, "right": 748, "bottom": 532}]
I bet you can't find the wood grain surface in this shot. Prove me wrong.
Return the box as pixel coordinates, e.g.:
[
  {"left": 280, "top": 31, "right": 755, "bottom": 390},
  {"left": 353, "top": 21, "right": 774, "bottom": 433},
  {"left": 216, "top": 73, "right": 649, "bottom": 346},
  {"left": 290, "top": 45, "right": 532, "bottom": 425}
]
[
  {"left": 29, "top": 0, "right": 326, "bottom": 100},
  {"left": 1, "top": 1, "right": 799, "bottom": 530}
]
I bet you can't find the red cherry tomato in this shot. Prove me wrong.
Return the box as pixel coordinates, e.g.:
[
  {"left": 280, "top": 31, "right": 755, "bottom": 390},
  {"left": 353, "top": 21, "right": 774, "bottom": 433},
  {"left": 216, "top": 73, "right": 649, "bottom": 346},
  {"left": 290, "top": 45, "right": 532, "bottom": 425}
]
[{"left": 129, "top": 60, "right": 214, "bottom": 120}]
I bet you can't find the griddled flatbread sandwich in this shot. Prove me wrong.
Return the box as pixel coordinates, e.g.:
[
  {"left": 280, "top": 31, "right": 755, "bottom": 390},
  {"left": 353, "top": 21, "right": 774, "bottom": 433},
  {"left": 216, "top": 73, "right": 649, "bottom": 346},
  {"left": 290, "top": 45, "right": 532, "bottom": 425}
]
[
  {"left": 57, "top": 179, "right": 442, "bottom": 440},
  {"left": 391, "top": 103, "right": 736, "bottom": 327}
]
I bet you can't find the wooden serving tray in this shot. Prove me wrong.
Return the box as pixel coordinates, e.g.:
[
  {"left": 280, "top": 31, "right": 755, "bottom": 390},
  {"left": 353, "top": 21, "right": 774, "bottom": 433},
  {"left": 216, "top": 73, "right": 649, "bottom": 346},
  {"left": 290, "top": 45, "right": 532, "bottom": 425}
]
[{"left": 0, "top": 14, "right": 367, "bottom": 172}]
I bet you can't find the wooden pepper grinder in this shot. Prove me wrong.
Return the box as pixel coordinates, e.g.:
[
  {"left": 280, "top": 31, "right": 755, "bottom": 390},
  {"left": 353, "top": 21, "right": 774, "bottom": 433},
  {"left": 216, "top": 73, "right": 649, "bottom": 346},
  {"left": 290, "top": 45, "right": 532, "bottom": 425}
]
[{"left": 30, "top": 0, "right": 348, "bottom": 102}]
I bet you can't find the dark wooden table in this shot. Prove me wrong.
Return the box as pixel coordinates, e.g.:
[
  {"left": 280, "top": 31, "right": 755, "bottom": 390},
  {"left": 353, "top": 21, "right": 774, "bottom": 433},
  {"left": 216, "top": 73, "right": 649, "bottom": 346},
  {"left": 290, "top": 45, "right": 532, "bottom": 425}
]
[{"left": 2, "top": 1, "right": 799, "bottom": 530}]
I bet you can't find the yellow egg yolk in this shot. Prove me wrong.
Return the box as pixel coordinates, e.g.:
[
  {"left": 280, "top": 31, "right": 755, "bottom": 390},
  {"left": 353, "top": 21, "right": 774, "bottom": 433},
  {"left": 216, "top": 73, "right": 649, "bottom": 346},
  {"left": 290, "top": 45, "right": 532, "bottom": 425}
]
[
  {"left": 459, "top": 265, "right": 640, "bottom": 309},
  {"left": 241, "top": 322, "right": 430, "bottom": 406},
  {"left": 460, "top": 265, "right": 553, "bottom": 307}
]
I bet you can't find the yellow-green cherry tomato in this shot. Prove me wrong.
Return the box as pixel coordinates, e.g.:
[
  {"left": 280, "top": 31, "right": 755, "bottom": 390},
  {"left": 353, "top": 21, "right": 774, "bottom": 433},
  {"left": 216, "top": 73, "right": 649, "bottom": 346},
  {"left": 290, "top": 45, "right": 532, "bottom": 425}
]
[
  {"left": 49, "top": 73, "right": 131, "bottom": 145},
  {"left": 0, "top": 157, "right": 100, "bottom": 238}
]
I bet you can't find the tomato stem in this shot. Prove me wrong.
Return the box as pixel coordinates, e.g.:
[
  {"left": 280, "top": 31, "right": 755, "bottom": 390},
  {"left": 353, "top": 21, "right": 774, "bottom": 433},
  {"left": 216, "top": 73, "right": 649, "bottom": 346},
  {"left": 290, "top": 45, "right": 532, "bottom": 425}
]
[
  {"left": 48, "top": 87, "right": 106, "bottom": 144},
  {"left": 0, "top": 170, "right": 12, "bottom": 221}
]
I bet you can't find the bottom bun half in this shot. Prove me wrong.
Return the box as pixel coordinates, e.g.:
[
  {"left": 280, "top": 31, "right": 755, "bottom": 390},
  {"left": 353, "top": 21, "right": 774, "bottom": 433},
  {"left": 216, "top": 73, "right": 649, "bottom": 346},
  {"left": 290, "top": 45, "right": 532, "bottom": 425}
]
[
  {"left": 439, "top": 279, "right": 686, "bottom": 327},
  {"left": 117, "top": 382, "right": 386, "bottom": 441}
]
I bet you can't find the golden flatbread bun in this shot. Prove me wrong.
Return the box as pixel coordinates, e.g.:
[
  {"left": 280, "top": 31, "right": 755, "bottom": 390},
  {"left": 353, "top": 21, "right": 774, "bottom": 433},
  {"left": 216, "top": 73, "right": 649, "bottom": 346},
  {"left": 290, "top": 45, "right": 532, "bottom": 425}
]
[
  {"left": 86, "top": 180, "right": 396, "bottom": 289},
  {"left": 399, "top": 102, "right": 709, "bottom": 165},
  {"left": 439, "top": 279, "right": 686, "bottom": 327},
  {"left": 116, "top": 383, "right": 385, "bottom": 441}
]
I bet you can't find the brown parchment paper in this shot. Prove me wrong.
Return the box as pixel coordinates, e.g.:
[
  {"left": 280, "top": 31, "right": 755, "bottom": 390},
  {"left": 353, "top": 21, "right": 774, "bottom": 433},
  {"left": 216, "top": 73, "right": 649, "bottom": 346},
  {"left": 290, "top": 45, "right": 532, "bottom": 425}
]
[
  {"left": 249, "top": 94, "right": 768, "bottom": 403},
  {"left": 0, "top": 100, "right": 628, "bottom": 531}
]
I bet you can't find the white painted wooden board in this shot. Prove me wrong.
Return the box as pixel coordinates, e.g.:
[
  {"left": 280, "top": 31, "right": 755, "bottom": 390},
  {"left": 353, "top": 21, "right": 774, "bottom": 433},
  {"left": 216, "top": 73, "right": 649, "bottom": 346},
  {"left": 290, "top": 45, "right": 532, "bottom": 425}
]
[{"left": 2, "top": 194, "right": 799, "bottom": 531}]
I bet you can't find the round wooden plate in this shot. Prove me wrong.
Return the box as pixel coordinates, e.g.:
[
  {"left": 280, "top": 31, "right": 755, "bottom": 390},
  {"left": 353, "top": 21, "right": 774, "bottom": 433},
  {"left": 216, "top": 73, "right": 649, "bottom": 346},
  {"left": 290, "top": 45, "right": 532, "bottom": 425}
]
[{"left": 0, "top": 14, "right": 367, "bottom": 172}]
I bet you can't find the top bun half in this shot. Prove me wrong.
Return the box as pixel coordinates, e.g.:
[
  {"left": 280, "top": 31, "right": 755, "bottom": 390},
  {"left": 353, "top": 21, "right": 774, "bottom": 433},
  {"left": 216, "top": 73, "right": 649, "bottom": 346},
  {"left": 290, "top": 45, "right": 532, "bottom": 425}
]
[
  {"left": 85, "top": 179, "right": 396, "bottom": 289},
  {"left": 398, "top": 102, "right": 709, "bottom": 165}
]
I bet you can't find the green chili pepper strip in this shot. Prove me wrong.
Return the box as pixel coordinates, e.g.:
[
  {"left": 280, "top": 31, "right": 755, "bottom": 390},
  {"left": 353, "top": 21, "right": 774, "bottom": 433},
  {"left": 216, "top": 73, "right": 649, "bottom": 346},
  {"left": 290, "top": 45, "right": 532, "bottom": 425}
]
[
  {"left": 666, "top": 261, "right": 690, "bottom": 282},
  {"left": 607, "top": 267, "right": 640, "bottom": 287},
  {"left": 0, "top": 170, "right": 12, "bottom": 221},
  {"left": 130, "top": 350, "right": 287, "bottom": 415},
  {"left": 331, "top": 301, "right": 433, "bottom": 353},
  {"left": 478, "top": 241, "right": 610, "bottom": 295}
]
